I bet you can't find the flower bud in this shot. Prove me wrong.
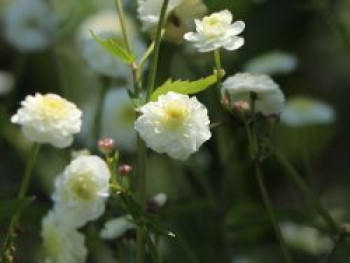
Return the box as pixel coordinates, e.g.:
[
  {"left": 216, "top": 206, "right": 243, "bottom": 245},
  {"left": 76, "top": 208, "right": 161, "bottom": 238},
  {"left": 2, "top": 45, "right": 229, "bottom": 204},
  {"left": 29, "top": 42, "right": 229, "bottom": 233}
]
[
  {"left": 118, "top": 164, "right": 133, "bottom": 177},
  {"left": 147, "top": 192, "right": 168, "bottom": 214},
  {"left": 98, "top": 138, "right": 116, "bottom": 155},
  {"left": 233, "top": 100, "right": 250, "bottom": 113}
]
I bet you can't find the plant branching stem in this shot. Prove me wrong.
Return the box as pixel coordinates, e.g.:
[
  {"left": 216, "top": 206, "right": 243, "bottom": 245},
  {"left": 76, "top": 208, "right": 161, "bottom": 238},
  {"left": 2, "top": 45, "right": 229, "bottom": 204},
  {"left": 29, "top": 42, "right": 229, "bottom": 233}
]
[
  {"left": 115, "top": 0, "right": 133, "bottom": 54},
  {"left": 2, "top": 143, "right": 40, "bottom": 260},
  {"left": 92, "top": 81, "right": 109, "bottom": 144},
  {"left": 254, "top": 162, "right": 293, "bottom": 263},
  {"left": 146, "top": 0, "right": 169, "bottom": 101},
  {"left": 244, "top": 96, "right": 293, "bottom": 263}
]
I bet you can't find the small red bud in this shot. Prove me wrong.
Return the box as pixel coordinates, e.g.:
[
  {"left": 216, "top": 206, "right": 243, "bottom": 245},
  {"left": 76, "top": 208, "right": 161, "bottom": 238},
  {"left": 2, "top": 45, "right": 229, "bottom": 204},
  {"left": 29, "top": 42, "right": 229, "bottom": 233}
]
[
  {"left": 98, "top": 138, "right": 116, "bottom": 155},
  {"left": 118, "top": 164, "right": 133, "bottom": 176},
  {"left": 233, "top": 100, "right": 250, "bottom": 113}
]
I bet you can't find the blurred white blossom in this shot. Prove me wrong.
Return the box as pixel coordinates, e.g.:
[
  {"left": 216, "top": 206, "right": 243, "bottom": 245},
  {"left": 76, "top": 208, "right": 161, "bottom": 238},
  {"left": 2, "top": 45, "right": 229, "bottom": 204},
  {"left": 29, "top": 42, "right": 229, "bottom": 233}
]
[
  {"left": 4, "top": 0, "right": 58, "bottom": 52},
  {"left": 100, "top": 215, "right": 135, "bottom": 240},
  {"left": 281, "top": 97, "right": 335, "bottom": 126},
  {"left": 137, "top": 0, "right": 207, "bottom": 43},
  {"left": 221, "top": 73, "right": 285, "bottom": 115},
  {"left": 41, "top": 211, "right": 87, "bottom": 263},
  {"left": 101, "top": 88, "right": 136, "bottom": 152},
  {"left": 0, "top": 71, "right": 14, "bottom": 95},
  {"left": 135, "top": 92, "right": 211, "bottom": 160},
  {"left": 184, "top": 10, "right": 245, "bottom": 52},
  {"left": 78, "top": 10, "right": 146, "bottom": 78},
  {"left": 244, "top": 51, "right": 298, "bottom": 75},
  {"left": 52, "top": 155, "right": 111, "bottom": 227},
  {"left": 151, "top": 192, "right": 168, "bottom": 207},
  {"left": 280, "top": 222, "right": 332, "bottom": 255},
  {"left": 11, "top": 93, "right": 82, "bottom": 148}
]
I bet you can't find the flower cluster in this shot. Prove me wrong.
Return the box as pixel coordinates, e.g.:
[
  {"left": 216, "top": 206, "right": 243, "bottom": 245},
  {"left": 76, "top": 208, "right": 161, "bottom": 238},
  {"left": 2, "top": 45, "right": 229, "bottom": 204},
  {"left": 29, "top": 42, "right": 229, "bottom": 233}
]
[
  {"left": 11, "top": 93, "right": 82, "bottom": 148},
  {"left": 41, "top": 155, "right": 111, "bottom": 262}
]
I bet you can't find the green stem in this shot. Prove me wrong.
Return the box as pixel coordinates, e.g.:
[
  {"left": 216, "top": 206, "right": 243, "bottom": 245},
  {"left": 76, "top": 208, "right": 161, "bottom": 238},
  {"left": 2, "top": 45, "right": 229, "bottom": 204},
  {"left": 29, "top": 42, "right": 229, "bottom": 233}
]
[
  {"left": 254, "top": 162, "right": 293, "bottom": 263},
  {"left": 136, "top": 135, "right": 147, "bottom": 263},
  {"left": 244, "top": 97, "right": 292, "bottom": 262},
  {"left": 212, "top": 49, "right": 231, "bottom": 263},
  {"left": 146, "top": 0, "right": 169, "bottom": 101},
  {"left": 115, "top": 0, "right": 133, "bottom": 54},
  {"left": 92, "top": 80, "right": 109, "bottom": 144},
  {"left": 274, "top": 149, "right": 341, "bottom": 234},
  {"left": 2, "top": 143, "right": 40, "bottom": 259}
]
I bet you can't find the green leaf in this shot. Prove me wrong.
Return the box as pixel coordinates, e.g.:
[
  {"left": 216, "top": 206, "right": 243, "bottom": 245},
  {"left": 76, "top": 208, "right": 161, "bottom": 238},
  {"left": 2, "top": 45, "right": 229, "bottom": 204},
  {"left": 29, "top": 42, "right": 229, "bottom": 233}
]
[
  {"left": 150, "top": 73, "right": 220, "bottom": 101},
  {"left": 90, "top": 30, "right": 134, "bottom": 64}
]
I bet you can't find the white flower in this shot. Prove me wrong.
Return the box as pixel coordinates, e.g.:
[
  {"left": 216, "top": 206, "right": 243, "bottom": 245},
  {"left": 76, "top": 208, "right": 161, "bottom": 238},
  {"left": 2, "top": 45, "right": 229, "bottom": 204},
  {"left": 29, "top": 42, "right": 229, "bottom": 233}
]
[
  {"left": 137, "top": 0, "right": 207, "bottom": 43},
  {"left": 151, "top": 192, "right": 168, "bottom": 207},
  {"left": 52, "top": 155, "right": 111, "bottom": 228},
  {"left": 280, "top": 222, "right": 332, "bottom": 255},
  {"left": 0, "top": 71, "right": 14, "bottom": 96},
  {"left": 3, "top": 0, "right": 58, "bottom": 52},
  {"left": 184, "top": 10, "right": 245, "bottom": 52},
  {"left": 135, "top": 92, "right": 211, "bottom": 160},
  {"left": 221, "top": 73, "right": 285, "bottom": 115},
  {"left": 281, "top": 97, "right": 335, "bottom": 126},
  {"left": 41, "top": 211, "right": 87, "bottom": 263},
  {"left": 244, "top": 51, "right": 298, "bottom": 75},
  {"left": 78, "top": 10, "right": 146, "bottom": 78},
  {"left": 101, "top": 88, "right": 136, "bottom": 152},
  {"left": 100, "top": 215, "right": 135, "bottom": 240},
  {"left": 11, "top": 93, "right": 82, "bottom": 148}
]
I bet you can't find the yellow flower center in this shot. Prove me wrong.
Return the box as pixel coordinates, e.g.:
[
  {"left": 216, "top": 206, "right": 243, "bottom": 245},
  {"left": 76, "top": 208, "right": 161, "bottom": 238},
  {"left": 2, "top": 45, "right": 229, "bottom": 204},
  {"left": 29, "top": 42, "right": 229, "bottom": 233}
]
[
  {"left": 39, "top": 95, "right": 69, "bottom": 119},
  {"left": 202, "top": 15, "right": 225, "bottom": 37},
  {"left": 68, "top": 173, "right": 98, "bottom": 201},
  {"left": 162, "top": 102, "right": 189, "bottom": 130}
]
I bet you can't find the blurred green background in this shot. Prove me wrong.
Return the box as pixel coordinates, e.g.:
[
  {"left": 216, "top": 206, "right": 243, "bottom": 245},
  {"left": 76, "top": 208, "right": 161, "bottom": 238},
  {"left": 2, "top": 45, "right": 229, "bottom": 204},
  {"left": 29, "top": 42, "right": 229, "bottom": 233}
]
[{"left": 1, "top": 0, "right": 350, "bottom": 262}]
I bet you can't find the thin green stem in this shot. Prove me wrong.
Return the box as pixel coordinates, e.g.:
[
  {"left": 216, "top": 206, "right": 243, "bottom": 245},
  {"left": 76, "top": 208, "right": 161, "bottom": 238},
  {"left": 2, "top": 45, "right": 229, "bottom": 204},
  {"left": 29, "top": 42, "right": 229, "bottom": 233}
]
[
  {"left": 274, "top": 149, "right": 341, "bottom": 234},
  {"left": 254, "top": 163, "right": 293, "bottom": 263},
  {"left": 2, "top": 143, "right": 40, "bottom": 260},
  {"left": 92, "top": 80, "right": 109, "bottom": 144},
  {"left": 136, "top": 135, "right": 147, "bottom": 263},
  {"left": 115, "top": 0, "right": 133, "bottom": 54},
  {"left": 243, "top": 97, "right": 293, "bottom": 262},
  {"left": 146, "top": 0, "right": 169, "bottom": 101},
  {"left": 323, "top": 230, "right": 347, "bottom": 263}
]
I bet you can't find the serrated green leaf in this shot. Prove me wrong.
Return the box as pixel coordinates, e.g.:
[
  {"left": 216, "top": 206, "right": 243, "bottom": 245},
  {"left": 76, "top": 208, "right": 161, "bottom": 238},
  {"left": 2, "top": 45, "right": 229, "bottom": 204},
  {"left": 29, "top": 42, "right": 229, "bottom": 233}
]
[
  {"left": 150, "top": 73, "right": 220, "bottom": 101},
  {"left": 90, "top": 30, "right": 134, "bottom": 64}
]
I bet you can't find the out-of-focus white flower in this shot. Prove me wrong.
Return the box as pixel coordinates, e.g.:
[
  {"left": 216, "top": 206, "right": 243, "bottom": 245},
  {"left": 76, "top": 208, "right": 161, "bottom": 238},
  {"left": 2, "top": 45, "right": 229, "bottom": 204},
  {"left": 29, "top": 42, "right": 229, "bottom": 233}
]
[
  {"left": 135, "top": 92, "right": 211, "bottom": 160},
  {"left": 221, "top": 73, "right": 285, "bottom": 116},
  {"left": 52, "top": 155, "right": 111, "bottom": 227},
  {"left": 151, "top": 192, "right": 168, "bottom": 207},
  {"left": 184, "top": 10, "right": 245, "bottom": 52},
  {"left": 41, "top": 211, "right": 87, "bottom": 263},
  {"left": 3, "top": 0, "right": 58, "bottom": 52},
  {"left": 78, "top": 10, "right": 146, "bottom": 78},
  {"left": 137, "top": 0, "right": 207, "bottom": 43},
  {"left": 100, "top": 215, "right": 135, "bottom": 240},
  {"left": 280, "top": 222, "right": 332, "bottom": 255},
  {"left": 244, "top": 51, "right": 298, "bottom": 75},
  {"left": 281, "top": 97, "right": 335, "bottom": 126},
  {"left": 11, "top": 93, "right": 82, "bottom": 148},
  {"left": 0, "top": 71, "right": 14, "bottom": 95},
  {"left": 101, "top": 88, "right": 136, "bottom": 152}
]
